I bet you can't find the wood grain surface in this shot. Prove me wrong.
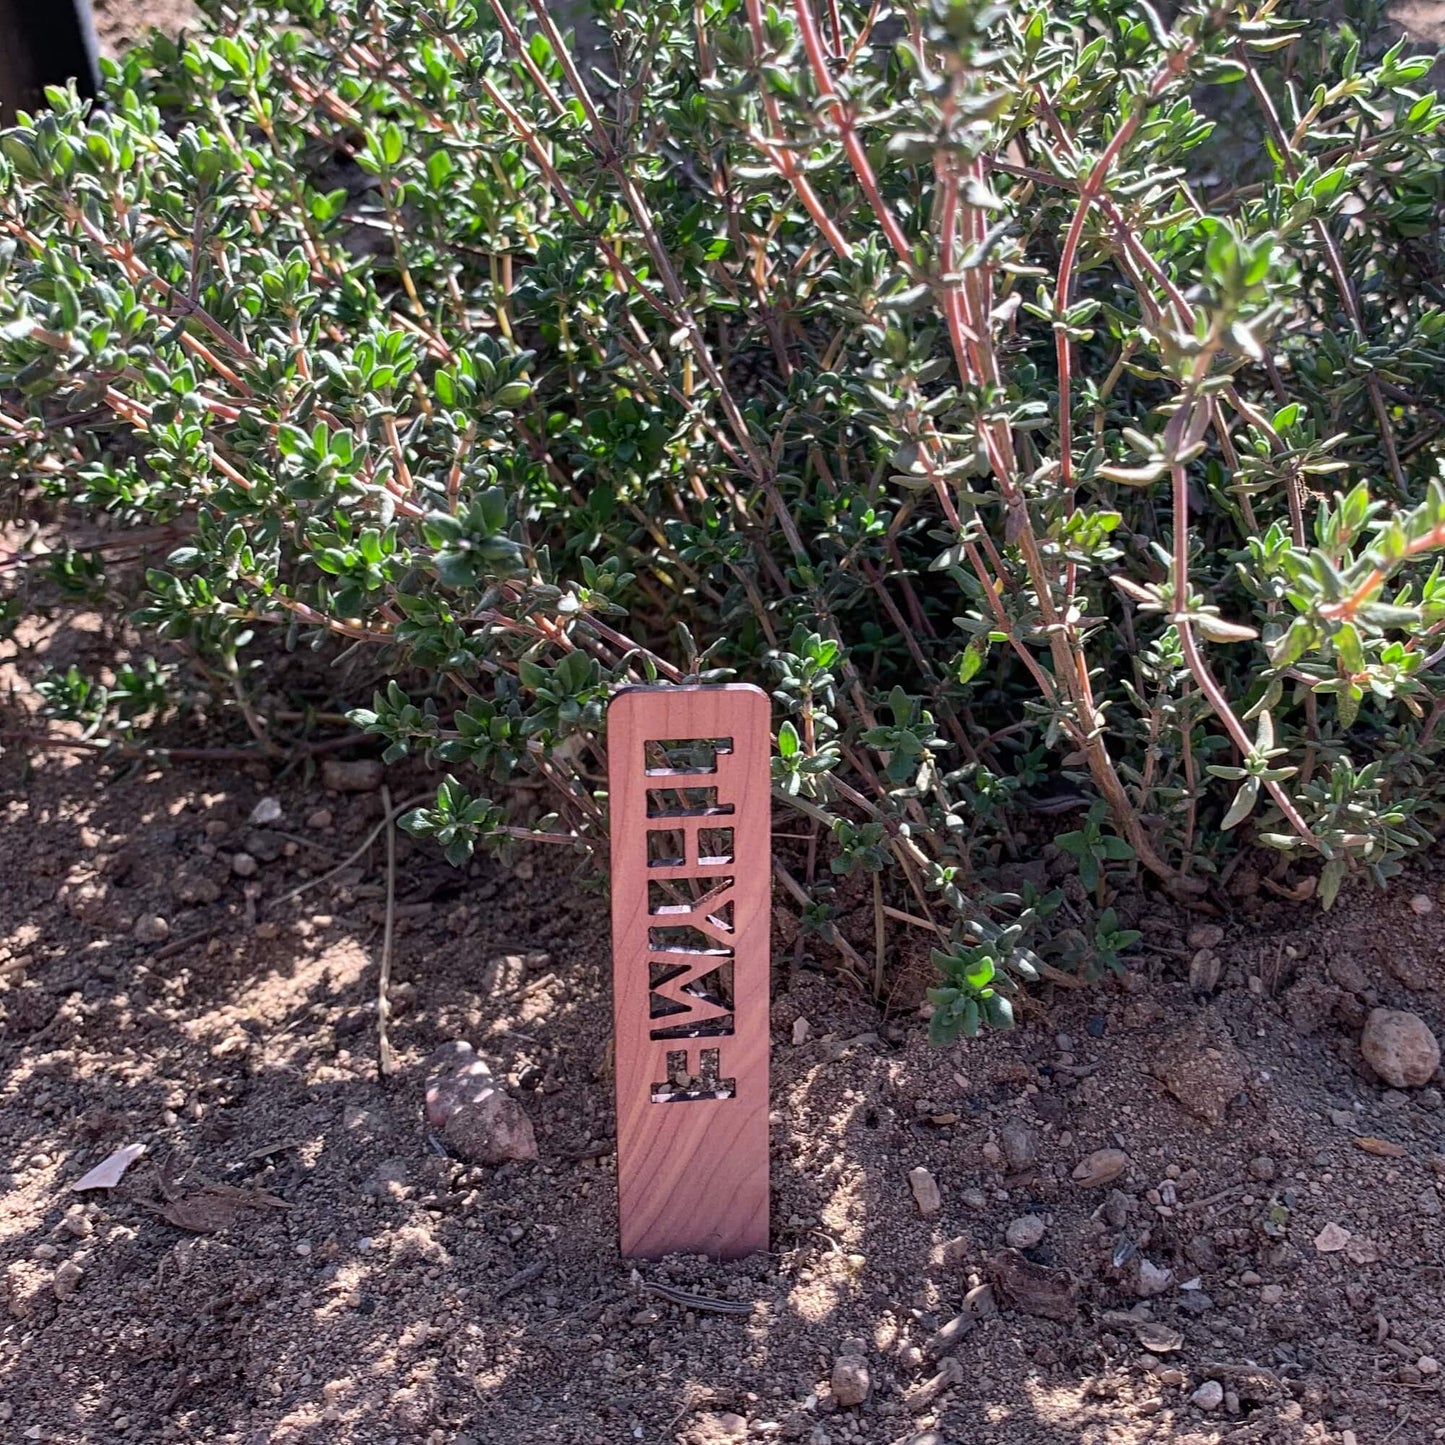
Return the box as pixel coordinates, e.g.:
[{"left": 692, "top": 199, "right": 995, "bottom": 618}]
[{"left": 608, "top": 685, "right": 771, "bottom": 1260}]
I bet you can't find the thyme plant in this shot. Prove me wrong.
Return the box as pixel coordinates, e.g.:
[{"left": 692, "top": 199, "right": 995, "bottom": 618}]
[{"left": 3, "top": 0, "right": 1445, "bottom": 1023}]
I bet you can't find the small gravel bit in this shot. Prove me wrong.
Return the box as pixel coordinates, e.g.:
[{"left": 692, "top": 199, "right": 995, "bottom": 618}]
[{"left": 908, "top": 1167, "right": 941, "bottom": 1217}]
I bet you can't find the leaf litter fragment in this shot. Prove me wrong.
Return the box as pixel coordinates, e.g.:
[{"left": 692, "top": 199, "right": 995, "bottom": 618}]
[
  {"left": 1354, "top": 1136, "right": 1406, "bottom": 1158},
  {"left": 70, "top": 1142, "right": 146, "bottom": 1191},
  {"left": 139, "top": 1181, "right": 291, "bottom": 1233}
]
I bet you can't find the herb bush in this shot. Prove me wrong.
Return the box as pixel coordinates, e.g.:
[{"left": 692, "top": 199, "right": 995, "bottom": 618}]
[{"left": 3, "top": 0, "right": 1445, "bottom": 1032}]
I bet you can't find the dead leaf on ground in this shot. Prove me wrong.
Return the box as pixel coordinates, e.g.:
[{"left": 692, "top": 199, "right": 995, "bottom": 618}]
[
  {"left": 70, "top": 1142, "right": 146, "bottom": 1192},
  {"left": 199, "top": 1182, "right": 291, "bottom": 1210},
  {"left": 138, "top": 1181, "right": 291, "bottom": 1233},
  {"left": 149, "top": 1195, "right": 241, "bottom": 1233},
  {"left": 1354, "top": 1136, "right": 1407, "bottom": 1158}
]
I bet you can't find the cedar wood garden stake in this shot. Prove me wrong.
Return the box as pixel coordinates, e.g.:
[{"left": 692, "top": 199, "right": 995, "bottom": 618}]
[{"left": 608, "top": 686, "right": 771, "bottom": 1260}]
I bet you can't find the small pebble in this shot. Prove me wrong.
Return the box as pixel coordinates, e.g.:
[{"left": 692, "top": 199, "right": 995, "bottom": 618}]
[
  {"left": 1134, "top": 1260, "right": 1173, "bottom": 1298},
  {"left": 1410, "top": 893, "right": 1434, "bottom": 916},
  {"left": 52, "top": 1259, "right": 83, "bottom": 1300},
  {"left": 1191, "top": 1380, "right": 1224, "bottom": 1411},
  {"left": 830, "top": 1353, "right": 871, "bottom": 1408},
  {"left": 305, "top": 807, "right": 334, "bottom": 830},
  {"left": 1005, "top": 1214, "right": 1046, "bottom": 1250},
  {"left": 909, "top": 1167, "right": 941, "bottom": 1217},
  {"left": 1361, "top": 1009, "right": 1441, "bottom": 1089},
  {"left": 231, "top": 851, "right": 259, "bottom": 878},
  {"left": 60, "top": 1208, "right": 91, "bottom": 1240},
  {"left": 132, "top": 914, "right": 170, "bottom": 943},
  {"left": 249, "top": 797, "right": 283, "bottom": 825},
  {"left": 1000, "top": 1119, "right": 1038, "bottom": 1173},
  {"left": 1248, "top": 1155, "right": 1276, "bottom": 1181},
  {"left": 1260, "top": 1284, "right": 1284, "bottom": 1306},
  {"left": 1072, "top": 1148, "right": 1129, "bottom": 1188},
  {"left": 1419, "top": 1356, "right": 1440, "bottom": 1376}
]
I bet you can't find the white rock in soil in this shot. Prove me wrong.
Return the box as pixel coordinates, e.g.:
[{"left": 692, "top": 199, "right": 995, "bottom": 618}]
[
  {"left": 1409, "top": 893, "right": 1434, "bottom": 915},
  {"left": 830, "top": 1354, "right": 871, "bottom": 1407},
  {"left": 792, "top": 1017, "right": 811, "bottom": 1045},
  {"left": 1134, "top": 1260, "right": 1173, "bottom": 1298},
  {"left": 132, "top": 914, "right": 170, "bottom": 944},
  {"left": 909, "top": 1167, "right": 942, "bottom": 1217},
  {"left": 249, "top": 797, "right": 283, "bottom": 825},
  {"left": 1005, "top": 1214, "right": 1046, "bottom": 1250},
  {"left": 1313, "top": 1222, "right": 1351, "bottom": 1253},
  {"left": 1361, "top": 1008, "right": 1441, "bottom": 1089},
  {"left": 1191, "top": 1380, "right": 1224, "bottom": 1411}
]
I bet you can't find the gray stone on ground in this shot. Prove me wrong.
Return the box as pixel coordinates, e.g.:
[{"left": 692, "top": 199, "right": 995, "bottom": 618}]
[
  {"left": 1005, "top": 1214, "right": 1046, "bottom": 1249},
  {"left": 999, "top": 1118, "right": 1038, "bottom": 1172},
  {"left": 1361, "top": 1008, "right": 1440, "bottom": 1088},
  {"left": 426, "top": 1040, "right": 538, "bottom": 1165},
  {"left": 1192, "top": 1380, "right": 1224, "bottom": 1410},
  {"left": 909, "top": 1167, "right": 941, "bottom": 1216},
  {"left": 443, "top": 1090, "right": 538, "bottom": 1165},
  {"left": 830, "top": 1347, "right": 871, "bottom": 1408}
]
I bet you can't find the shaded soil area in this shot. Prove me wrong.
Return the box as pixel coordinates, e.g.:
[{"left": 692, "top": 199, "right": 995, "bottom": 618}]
[{"left": 1, "top": 603, "right": 1444, "bottom": 1445}]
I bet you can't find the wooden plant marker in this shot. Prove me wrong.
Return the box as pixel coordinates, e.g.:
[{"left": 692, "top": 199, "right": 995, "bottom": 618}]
[{"left": 607, "top": 684, "right": 771, "bottom": 1260}]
